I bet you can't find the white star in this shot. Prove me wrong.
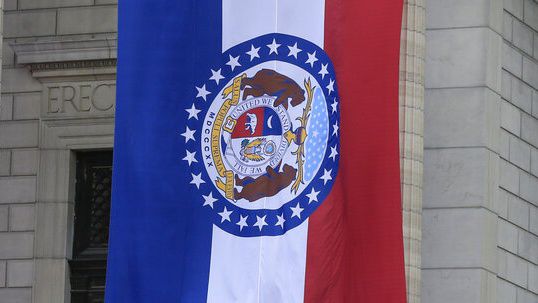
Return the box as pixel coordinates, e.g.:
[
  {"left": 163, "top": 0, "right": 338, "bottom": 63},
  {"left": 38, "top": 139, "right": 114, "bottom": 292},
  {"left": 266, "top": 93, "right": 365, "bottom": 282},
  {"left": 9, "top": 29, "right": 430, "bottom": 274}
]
[
  {"left": 305, "top": 51, "right": 318, "bottom": 67},
  {"left": 183, "top": 150, "right": 197, "bottom": 166},
  {"left": 267, "top": 39, "right": 281, "bottom": 55},
  {"left": 181, "top": 126, "right": 196, "bottom": 143},
  {"left": 190, "top": 173, "right": 205, "bottom": 189},
  {"left": 226, "top": 54, "right": 241, "bottom": 71},
  {"left": 332, "top": 121, "right": 339, "bottom": 137},
  {"left": 246, "top": 45, "right": 260, "bottom": 61},
  {"left": 237, "top": 215, "right": 249, "bottom": 231},
  {"left": 254, "top": 215, "right": 268, "bottom": 231},
  {"left": 319, "top": 63, "right": 329, "bottom": 79},
  {"left": 287, "top": 42, "right": 302, "bottom": 59},
  {"left": 209, "top": 69, "right": 224, "bottom": 85},
  {"left": 306, "top": 188, "right": 320, "bottom": 204},
  {"left": 275, "top": 214, "right": 285, "bottom": 228},
  {"left": 202, "top": 192, "right": 217, "bottom": 208},
  {"left": 290, "top": 202, "right": 304, "bottom": 219},
  {"left": 329, "top": 145, "right": 339, "bottom": 161},
  {"left": 331, "top": 98, "right": 338, "bottom": 114},
  {"left": 218, "top": 206, "right": 233, "bottom": 223},
  {"left": 195, "top": 84, "right": 211, "bottom": 101},
  {"left": 185, "top": 103, "right": 201, "bottom": 120},
  {"left": 320, "top": 169, "right": 333, "bottom": 185},
  {"left": 312, "top": 130, "right": 319, "bottom": 137},
  {"left": 326, "top": 79, "right": 335, "bottom": 95}
]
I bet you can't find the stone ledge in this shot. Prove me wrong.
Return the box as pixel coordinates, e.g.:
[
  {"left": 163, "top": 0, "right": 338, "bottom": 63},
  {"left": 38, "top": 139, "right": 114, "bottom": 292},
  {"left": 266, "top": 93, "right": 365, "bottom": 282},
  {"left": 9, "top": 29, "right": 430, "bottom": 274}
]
[{"left": 11, "top": 38, "right": 117, "bottom": 65}]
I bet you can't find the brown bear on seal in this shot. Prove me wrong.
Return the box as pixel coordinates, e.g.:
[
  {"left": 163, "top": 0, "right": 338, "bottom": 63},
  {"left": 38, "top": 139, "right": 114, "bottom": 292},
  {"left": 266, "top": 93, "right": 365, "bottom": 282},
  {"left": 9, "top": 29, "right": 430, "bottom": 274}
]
[
  {"left": 234, "top": 164, "right": 297, "bottom": 202},
  {"left": 241, "top": 69, "right": 305, "bottom": 109}
]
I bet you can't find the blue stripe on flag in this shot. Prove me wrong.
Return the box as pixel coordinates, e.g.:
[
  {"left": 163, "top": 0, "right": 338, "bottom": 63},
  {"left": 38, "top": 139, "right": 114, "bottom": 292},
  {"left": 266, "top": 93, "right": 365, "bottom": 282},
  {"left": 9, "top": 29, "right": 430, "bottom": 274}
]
[{"left": 106, "top": 1, "right": 221, "bottom": 302}]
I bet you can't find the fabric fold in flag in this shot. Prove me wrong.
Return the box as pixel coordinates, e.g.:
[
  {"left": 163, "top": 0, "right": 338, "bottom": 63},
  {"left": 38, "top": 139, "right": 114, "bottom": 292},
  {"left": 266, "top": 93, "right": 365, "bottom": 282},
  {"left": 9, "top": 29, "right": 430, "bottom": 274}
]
[{"left": 106, "top": 1, "right": 406, "bottom": 302}]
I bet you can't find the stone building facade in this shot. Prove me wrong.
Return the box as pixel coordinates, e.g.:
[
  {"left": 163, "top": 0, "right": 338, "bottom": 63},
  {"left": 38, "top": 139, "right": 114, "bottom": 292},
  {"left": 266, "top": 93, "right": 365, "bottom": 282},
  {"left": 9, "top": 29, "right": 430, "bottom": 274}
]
[
  {"left": 0, "top": 0, "right": 535, "bottom": 302},
  {"left": 422, "top": 0, "right": 538, "bottom": 302},
  {"left": 0, "top": 1, "right": 117, "bottom": 302}
]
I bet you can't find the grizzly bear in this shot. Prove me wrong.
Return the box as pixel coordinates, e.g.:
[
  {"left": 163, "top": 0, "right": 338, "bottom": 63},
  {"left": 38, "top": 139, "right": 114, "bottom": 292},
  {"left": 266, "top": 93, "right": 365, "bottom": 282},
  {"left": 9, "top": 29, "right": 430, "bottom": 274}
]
[
  {"left": 234, "top": 164, "right": 297, "bottom": 202},
  {"left": 241, "top": 69, "right": 305, "bottom": 109}
]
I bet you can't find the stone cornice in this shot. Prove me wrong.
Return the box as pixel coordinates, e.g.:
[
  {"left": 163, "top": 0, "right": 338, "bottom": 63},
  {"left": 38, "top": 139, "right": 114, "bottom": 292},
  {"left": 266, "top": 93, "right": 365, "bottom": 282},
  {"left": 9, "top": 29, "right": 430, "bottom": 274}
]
[
  {"left": 11, "top": 38, "right": 117, "bottom": 80},
  {"left": 11, "top": 38, "right": 117, "bottom": 65}
]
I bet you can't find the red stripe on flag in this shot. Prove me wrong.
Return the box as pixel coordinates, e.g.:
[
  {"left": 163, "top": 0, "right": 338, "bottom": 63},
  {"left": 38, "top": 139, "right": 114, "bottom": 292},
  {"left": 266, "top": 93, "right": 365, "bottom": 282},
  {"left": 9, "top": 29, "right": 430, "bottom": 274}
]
[{"left": 304, "top": 0, "right": 407, "bottom": 302}]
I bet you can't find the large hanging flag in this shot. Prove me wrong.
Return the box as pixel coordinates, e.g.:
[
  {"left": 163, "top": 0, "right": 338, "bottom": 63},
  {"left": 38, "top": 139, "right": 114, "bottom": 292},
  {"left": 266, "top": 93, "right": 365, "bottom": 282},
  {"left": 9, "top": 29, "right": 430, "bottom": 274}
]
[{"left": 106, "top": 1, "right": 406, "bottom": 302}]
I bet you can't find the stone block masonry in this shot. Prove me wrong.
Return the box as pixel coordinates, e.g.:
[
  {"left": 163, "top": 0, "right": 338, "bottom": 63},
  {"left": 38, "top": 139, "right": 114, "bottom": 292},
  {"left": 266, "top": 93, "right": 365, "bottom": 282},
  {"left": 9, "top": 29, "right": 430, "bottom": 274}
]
[
  {"left": 0, "top": 1, "right": 117, "bottom": 302},
  {"left": 498, "top": 0, "right": 538, "bottom": 301}
]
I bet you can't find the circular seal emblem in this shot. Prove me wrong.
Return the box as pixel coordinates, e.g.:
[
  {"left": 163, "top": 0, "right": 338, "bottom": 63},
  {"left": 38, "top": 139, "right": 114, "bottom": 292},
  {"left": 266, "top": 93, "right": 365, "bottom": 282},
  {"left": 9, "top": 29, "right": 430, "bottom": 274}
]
[{"left": 181, "top": 33, "right": 340, "bottom": 237}]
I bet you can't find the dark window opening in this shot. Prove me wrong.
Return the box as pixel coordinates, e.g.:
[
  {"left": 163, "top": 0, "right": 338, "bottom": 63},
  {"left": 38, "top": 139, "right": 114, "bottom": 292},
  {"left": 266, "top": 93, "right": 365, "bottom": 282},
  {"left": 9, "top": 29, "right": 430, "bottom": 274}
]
[{"left": 70, "top": 151, "right": 113, "bottom": 303}]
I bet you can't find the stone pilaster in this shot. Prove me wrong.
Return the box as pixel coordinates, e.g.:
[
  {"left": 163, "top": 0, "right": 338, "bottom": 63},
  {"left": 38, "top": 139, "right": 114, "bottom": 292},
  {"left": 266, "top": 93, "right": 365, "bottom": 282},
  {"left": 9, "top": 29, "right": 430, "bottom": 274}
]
[
  {"left": 399, "top": 1, "right": 425, "bottom": 302},
  {"left": 422, "top": 0, "right": 502, "bottom": 301}
]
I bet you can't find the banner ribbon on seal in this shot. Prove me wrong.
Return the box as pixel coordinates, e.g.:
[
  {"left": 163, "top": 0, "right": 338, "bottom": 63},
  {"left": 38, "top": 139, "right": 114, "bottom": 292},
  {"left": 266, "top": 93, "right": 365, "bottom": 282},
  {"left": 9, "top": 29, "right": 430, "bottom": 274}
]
[{"left": 212, "top": 74, "right": 246, "bottom": 199}]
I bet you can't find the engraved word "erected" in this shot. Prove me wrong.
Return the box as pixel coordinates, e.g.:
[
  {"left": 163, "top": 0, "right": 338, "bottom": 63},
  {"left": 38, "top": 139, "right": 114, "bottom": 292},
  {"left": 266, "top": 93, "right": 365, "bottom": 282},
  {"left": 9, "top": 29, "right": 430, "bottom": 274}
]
[{"left": 46, "top": 81, "right": 116, "bottom": 114}]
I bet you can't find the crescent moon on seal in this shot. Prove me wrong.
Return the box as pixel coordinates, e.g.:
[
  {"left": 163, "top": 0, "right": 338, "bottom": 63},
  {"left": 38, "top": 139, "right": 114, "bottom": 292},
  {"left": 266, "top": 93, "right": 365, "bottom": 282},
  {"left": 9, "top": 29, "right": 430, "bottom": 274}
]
[{"left": 267, "top": 115, "right": 273, "bottom": 129}]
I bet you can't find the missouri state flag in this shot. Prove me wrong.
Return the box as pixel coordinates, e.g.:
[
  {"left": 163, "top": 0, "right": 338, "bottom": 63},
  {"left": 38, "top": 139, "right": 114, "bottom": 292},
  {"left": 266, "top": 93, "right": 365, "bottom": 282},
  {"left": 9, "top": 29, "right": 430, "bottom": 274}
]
[{"left": 106, "top": 1, "right": 406, "bottom": 302}]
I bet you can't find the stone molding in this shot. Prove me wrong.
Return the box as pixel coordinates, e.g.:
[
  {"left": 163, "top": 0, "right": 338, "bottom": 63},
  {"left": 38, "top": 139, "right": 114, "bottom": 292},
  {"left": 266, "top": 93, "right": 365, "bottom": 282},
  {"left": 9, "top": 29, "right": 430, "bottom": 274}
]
[
  {"left": 11, "top": 39, "right": 117, "bottom": 82},
  {"left": 29, "top": 59, "right": 116, "bottom": 72},
  {"left": 11, "top": 38, "right": 117, "bottom": 65},
  {"left": 34, "top": 109, "right": 114, "bottom": 303}
]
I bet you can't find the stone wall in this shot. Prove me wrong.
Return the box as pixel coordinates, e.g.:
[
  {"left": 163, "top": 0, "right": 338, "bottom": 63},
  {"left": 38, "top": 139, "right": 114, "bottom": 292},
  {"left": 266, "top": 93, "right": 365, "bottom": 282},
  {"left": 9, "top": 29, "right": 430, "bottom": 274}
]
[
  {"left": 423, "top": 0, "right": 538, "bottom": 302},
  {"left": 0, "top": 0, "right": 117, "bottom": 302},
  {"left": 497, "top": 0, "right": 538, "bottom": 301}
]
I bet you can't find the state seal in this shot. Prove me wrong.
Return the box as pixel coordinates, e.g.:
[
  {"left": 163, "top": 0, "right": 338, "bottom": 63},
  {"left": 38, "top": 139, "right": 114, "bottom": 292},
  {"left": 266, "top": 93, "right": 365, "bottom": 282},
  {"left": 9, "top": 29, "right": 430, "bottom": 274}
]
[{"left": 181, "top": 33, "right": 340, "bottom": 237}]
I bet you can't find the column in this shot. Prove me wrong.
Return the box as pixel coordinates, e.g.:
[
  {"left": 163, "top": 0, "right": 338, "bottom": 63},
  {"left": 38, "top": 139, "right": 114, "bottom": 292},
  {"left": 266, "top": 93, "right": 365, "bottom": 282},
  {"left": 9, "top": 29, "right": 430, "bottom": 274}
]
[
  {"left": 422, "top": 0, "right": 502, "bottom": 302},
  {"left": 399, "top": 1, "right": 425, "bottom": 302}
]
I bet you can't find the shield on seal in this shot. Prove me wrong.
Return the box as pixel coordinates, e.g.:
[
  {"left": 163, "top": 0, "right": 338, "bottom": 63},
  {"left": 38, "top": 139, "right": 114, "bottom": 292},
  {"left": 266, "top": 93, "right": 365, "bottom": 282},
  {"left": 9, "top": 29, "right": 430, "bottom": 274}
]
[{"left": 224, "top": 105, "right": 286, "bottom": 177}]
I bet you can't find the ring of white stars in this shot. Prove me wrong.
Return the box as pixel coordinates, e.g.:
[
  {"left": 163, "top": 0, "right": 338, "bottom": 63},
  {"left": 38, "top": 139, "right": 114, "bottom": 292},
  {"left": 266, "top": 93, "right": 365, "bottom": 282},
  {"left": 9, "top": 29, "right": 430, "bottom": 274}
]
[
  {"left": 306, "top": 51, "right": 318, "bottom": 67},
  {"left": 290, "top": 202, "right": 304, "bottom": 219},
  {"left": 181, "top": 126, "right": 196, "bottom": 143},
  {"left": 331, "top": 98, "right": 338, "bottom": 114},
  {"left": 210, "top": 69, "right": 224, "bottom": 85},
  {"left": 195, "top": 84, "right": 210, "bottom": 101},
  {"left": 267, "top": 39, "right": 281, "bottom": 55},
  {"left": 218, "top": 207, "right": 233, "bottom": 223},
  {"left": 185, "top": 104, "right": 201, "bottom": 120},
  {"left": 320, "top": 169, "right": 333, "bottom": 185},
  {"left": 226, "top": 54, "right": 241, "bottom": 71},
  {"left": 254, "top": 215, "right": 268, "bottom": 231},
  {"left": 190, "top": 173, "right": 205, "bottom": 189},
  {"left": 237, "top": 215, "right": 249, "bottom": 231},
  {"left": 275, "top": 214, "right": 286, "bottom": 229},
  {"left": 202, "top": 192, "right": 217, "bottom": 208},
  {"left": 183, "top": 150, "right": 198, "bottom": 166},
  {"left": 182, "top": 35, "right": 340, "bottom": 236},
  {"left": 319, "top": 63, "right": 329, "bottom": 79},
  {"left": 326, "top": 79, "right": 335, "bottom": 95},
  {"left": 246, "top": 45, "right": 260, "bottom": 61},
  {"left": 287, "top": 42, "right": 302, "bottom": 59},
  {"left": 332, "top": 121, "right": 339, "bottom": 137},
  {"left": 329, "top": 145, "right": 339, "bottom": 161},
  {"left": 306, "top": 188, "right": 320, "bottom": 204}
]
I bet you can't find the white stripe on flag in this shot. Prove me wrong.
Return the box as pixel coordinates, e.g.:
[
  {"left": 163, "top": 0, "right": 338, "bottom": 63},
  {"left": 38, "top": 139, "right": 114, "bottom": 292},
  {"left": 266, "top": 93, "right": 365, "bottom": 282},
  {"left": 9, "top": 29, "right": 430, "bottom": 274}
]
[
  {"left": 222, "top": 0, "right": 325, "bottom": 51},
  {"left": 207, "top": 222, "right": 309, "bottom": 303},
  {"left": 208, "top": 1, "right": 325, "bottom": 302}
]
